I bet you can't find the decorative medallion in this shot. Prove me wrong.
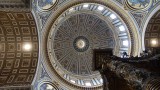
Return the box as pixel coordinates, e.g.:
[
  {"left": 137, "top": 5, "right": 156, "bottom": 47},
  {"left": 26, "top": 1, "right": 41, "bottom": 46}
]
[
  {"left": 124, "top": 0, "right": 152, "bottom": 11},
  {"left": 40, "top": 84, "right": 55, "bottom": 90},
  {"left": 38, "top": 82, "right": 59, "bottom": 90},
  {"left": 37, "top": 0, "right": 58, "bottom": 11}
]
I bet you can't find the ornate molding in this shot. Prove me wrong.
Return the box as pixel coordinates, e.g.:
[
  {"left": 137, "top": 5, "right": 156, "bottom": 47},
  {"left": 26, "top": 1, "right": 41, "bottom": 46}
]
[{"left": 0, "top": 0, "right": 31, "bottom": 11}]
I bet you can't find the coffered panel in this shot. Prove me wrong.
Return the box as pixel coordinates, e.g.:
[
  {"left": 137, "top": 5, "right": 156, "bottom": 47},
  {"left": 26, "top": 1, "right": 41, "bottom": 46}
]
[{"left": 0, "top": 11, "right": 38, "bottom": 86}]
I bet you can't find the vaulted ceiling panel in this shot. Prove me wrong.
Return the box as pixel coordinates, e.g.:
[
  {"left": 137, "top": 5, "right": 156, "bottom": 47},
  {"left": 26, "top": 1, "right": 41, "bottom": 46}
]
[
  {"left": 0, "top": 11, "right": 38, "bottom": 86},
  {"left": 145, "top": 10, "right": 160, "bottom": 50}
]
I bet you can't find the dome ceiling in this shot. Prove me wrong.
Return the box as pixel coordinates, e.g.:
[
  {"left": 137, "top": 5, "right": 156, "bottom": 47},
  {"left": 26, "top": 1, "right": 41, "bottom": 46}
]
[
  {"left": 44, "top": 1, "right": 136, "bottom": 89},
  {"left": 53, "top": 13, "right": 114, "bottom": 76}
]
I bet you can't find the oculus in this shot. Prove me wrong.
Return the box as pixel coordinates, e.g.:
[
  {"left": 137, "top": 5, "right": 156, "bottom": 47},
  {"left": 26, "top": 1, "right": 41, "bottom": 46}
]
[{"left": 73, "top": 36, "right": 89, "bottom": 52}]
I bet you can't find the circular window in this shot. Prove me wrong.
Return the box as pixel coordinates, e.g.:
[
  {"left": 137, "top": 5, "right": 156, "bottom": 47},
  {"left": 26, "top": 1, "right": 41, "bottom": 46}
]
[{"left": 73, "top": 36, "right": 89, "bottom": 52}]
